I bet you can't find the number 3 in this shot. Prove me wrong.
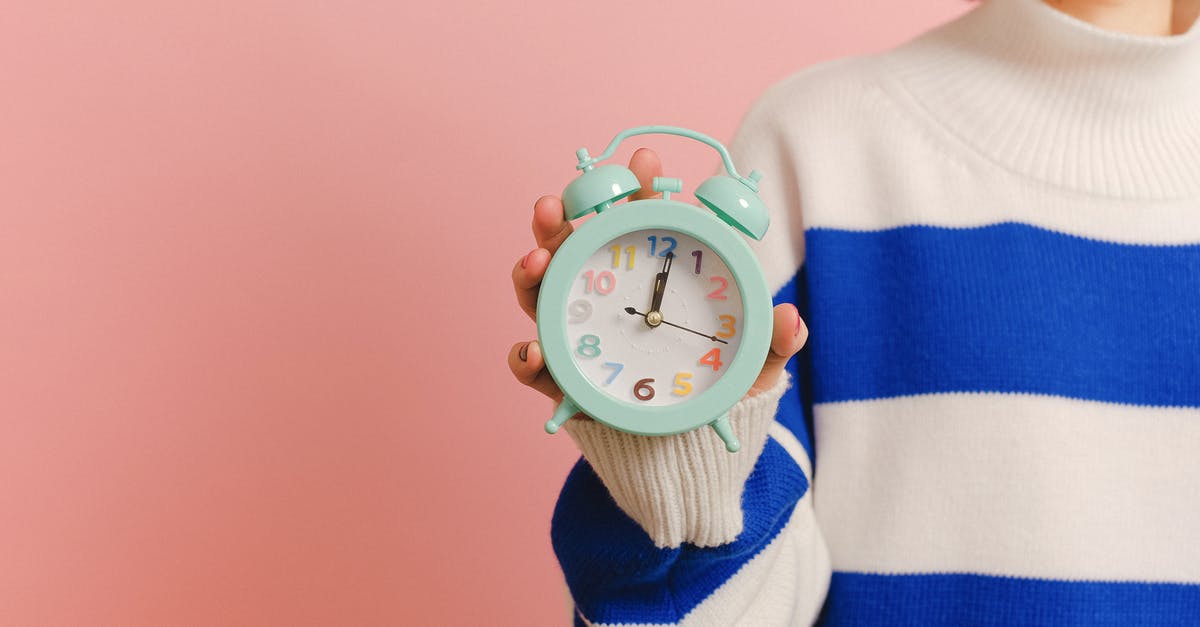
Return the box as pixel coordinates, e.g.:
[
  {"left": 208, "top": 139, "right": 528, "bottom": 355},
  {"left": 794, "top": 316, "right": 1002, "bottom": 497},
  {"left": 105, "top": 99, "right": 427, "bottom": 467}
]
[{"left": 716, "top": 315, "right": 736, "bottom": 339}]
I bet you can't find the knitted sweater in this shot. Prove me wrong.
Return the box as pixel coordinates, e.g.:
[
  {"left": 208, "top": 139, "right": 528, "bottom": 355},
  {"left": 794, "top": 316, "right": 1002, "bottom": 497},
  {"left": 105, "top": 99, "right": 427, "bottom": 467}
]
[{"left": 550, "top": 0, "right": 1200, "bottom": 624}]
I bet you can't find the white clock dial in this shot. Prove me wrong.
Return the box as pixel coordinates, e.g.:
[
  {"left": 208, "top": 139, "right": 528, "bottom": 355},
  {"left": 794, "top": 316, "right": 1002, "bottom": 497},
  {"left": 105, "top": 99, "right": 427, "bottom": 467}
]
[{"left": 564, "top": 229, "right": 744, "bottom": 407}]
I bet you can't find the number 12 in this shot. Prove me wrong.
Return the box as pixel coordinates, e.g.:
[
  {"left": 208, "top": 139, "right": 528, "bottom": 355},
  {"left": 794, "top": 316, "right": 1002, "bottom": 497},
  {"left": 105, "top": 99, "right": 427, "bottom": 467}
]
[{"left": 647, "top": 235, "right": 677, "bottom": 258}]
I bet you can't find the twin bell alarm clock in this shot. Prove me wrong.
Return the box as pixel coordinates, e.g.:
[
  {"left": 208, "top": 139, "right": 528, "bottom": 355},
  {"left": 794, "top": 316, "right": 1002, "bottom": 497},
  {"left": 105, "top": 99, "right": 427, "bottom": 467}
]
[{"left": 538, "top": 125, "right": 772, "bottom": 453}]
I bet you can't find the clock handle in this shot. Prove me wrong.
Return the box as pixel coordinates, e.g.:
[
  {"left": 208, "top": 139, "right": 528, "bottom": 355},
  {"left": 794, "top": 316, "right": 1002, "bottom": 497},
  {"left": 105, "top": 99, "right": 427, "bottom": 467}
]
[
  {"left": 710, "top": 413, "right": 741, "bottom": 453},
  {"left": 545, "top": 397, "right": 581, "bottom": 434}
]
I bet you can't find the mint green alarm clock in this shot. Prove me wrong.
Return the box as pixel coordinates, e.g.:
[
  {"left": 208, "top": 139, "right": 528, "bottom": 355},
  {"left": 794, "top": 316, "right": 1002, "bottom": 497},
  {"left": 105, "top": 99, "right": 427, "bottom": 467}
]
[{"left": 538, "top": 125, "right": 772, "bottom": 453}]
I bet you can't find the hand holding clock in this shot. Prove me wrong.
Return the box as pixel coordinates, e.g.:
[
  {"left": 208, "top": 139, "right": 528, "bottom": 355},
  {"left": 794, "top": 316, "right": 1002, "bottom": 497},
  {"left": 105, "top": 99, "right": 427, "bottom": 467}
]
[{"left": 507, "top": 147, "right": 808, "bottom": 408}]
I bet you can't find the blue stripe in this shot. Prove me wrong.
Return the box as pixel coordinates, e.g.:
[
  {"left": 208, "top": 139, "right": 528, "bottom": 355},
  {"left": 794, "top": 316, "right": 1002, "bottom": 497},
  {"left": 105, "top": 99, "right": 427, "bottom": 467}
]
[
  {"left": 552, "top": 438, "right": 808, "bottom": 624},
  {"left": 820, "top": 572, "right": 1200, "bottom": 626},
  {"left": 804, "top": 222, "right": 1200, "bottom": 406}
]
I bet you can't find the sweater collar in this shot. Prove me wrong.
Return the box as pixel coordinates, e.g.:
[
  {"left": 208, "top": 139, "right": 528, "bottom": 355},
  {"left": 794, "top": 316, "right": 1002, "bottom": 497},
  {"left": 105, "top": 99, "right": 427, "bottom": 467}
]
[{"left": 879, "top": 0, "right": 1200, "bottom": 200}]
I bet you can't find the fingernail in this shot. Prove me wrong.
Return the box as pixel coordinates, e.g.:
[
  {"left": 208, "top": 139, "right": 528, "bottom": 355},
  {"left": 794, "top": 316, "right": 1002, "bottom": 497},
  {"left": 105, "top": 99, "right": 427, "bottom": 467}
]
[
  {"left": 520, "top": 251, "right": 533, "bottom": 269},
  {"left": 791, "top": 304, "right": 802, "bottom": 335},
  {"left": 518, "top": 342, "right": 530, "bottom": 361}
]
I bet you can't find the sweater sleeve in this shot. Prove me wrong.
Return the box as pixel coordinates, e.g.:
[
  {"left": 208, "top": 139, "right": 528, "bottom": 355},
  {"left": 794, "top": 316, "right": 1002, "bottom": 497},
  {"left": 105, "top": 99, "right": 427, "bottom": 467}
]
[
  {"left": 563, "top": 371, "right": 791, "bottom": 548},
  {"left": 550, "top": 79, "right": 832, "bottom": 625}
]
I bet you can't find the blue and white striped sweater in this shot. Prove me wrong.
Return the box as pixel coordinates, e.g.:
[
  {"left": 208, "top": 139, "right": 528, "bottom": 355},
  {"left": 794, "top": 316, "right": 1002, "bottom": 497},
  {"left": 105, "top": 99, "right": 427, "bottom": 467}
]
[
  {"left": 551, "top": 1, "right": 1200, "bottom": 623},
  {"left": 555, "top": 225, "right": 1200, "bottom": 625}
]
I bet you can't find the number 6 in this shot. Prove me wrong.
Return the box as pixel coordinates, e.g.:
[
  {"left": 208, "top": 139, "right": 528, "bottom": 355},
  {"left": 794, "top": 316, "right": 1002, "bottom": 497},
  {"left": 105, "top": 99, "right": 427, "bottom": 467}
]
[{"left": 633, "top": 378, "right": 655, "bottom": 401}]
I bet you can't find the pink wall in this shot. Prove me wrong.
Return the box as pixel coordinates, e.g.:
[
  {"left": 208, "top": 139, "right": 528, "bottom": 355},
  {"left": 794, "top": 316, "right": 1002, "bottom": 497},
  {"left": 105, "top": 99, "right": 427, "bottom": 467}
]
[{"left": 0, "top": 1, "right": 970, "bottom": 625}]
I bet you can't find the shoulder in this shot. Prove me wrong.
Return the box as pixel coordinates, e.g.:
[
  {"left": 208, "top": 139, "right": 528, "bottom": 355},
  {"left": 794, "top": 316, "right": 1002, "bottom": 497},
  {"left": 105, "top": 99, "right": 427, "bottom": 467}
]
[
  {"left": 737, "top": 55, "right": 887, "bottom": 139},
  {"left": 729, "top": 56, "right": 890, "bottom": 289}
]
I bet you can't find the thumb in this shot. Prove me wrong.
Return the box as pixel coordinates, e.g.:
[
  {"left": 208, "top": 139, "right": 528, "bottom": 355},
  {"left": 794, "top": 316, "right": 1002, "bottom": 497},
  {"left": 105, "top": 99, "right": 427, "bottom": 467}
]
[
  {"left": 749, "top": 304, "right": 808, "bottom": 396},
  {"left": 626, "top": 147, "right": 664, "bottom": 201}
]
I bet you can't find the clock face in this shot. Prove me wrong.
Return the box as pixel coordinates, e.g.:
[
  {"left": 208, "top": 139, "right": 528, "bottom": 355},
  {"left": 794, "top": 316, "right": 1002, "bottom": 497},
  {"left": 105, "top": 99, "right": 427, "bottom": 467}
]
[{"left": 564, "top": 229, "right": 744, "bottom": 407}]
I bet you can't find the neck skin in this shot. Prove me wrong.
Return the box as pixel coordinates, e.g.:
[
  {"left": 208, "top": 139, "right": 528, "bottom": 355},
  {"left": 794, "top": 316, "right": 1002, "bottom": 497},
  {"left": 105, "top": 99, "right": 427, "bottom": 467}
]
[{"left": 1043, "top": 0, "right": 1200, "bottom": 35}]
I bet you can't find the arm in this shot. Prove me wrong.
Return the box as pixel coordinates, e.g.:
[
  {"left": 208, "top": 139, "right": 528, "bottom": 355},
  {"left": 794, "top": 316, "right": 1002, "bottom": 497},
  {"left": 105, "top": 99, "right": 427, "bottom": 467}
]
[
  {"left": 554, "top": 364, "right": 829, "bottom": 626},
  {"left": 508, "top": 88, "right": 831, "bottom": 624},
  {"left": 552, "top": 281, "right": 829, "bottom": 626}
]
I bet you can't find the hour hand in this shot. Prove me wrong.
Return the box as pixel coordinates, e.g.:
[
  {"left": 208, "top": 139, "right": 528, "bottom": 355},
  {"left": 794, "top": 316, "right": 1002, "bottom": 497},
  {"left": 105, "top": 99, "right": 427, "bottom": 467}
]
[{"left": 649, "top": 252, "right": 673, "bottom": 315}]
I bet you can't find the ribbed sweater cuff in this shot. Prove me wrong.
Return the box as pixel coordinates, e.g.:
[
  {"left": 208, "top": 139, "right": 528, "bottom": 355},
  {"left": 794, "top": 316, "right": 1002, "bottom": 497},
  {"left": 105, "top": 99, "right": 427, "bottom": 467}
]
[{"left": 563, "top": 371, "right": 791, "bottom": 549}]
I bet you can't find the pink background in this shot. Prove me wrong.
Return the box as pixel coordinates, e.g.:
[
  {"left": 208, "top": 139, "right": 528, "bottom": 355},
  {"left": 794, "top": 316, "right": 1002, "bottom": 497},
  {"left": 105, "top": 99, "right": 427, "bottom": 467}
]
[{"left": 0, "top": 1, "right": 970, "bottom": 625}]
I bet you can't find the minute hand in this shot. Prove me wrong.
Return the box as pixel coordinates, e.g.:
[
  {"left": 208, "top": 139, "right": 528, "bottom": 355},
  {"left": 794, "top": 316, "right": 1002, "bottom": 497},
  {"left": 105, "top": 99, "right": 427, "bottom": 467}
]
[{"left": 623, "top": 307, "right": 728, "bottom": 344}]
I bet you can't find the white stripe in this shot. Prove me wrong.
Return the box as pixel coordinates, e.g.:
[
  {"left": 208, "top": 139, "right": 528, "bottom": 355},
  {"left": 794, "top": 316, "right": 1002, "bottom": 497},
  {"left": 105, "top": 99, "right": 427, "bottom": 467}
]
[
  {"left": 580, "top": 487, "right": 830, "bottom": 627},
  {"left": 781, "top": 95, "right": 1200, "bottom": 246},
  {"left": 813, "top": 392, "right": 1200, "bottom": 582}
]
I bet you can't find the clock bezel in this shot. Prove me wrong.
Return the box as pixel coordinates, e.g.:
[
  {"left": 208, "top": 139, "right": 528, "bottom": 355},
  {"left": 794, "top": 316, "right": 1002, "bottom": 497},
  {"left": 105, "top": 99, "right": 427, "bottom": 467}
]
[{"left": 537, "top": 198, "right": 772, "bottom": 437}]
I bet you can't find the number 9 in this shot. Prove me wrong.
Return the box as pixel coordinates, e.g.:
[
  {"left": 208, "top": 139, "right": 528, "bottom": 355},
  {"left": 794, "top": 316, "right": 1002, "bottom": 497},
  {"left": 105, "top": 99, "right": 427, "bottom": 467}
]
[{"left": 568, "top": 299, "right": 593, "bottom": 324}]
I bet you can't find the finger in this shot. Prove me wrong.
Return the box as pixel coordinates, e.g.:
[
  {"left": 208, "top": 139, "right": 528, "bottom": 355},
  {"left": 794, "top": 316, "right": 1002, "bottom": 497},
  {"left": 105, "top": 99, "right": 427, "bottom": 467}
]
[
  {"left": 532, "top": 195, "right": 574, "bottom": 255},
  {"left": 512, "top": 248, "right": 551, "bottom": 320},
  {"left": 749, "top": 303, "right": 809, "bottom": 396},
  {"left": 507, "top": 340, "right": 562, "bottom": 402},
  {"left": 626, "top": 148, "right": 664, "bottom": 202}
]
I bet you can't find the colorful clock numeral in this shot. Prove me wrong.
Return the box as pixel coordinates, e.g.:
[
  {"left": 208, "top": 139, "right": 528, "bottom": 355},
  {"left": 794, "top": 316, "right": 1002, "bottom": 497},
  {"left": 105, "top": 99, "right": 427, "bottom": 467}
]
[
  {"left": 646, "top": 235, "right": 677, "bottom": 258},
  {"left": 633, "top": 378, "right": 656, "bottom": 401},
  {"left": 601, "top": 362, "right": 624, "bottom": 385},
  {"left": 610, "top": 245, "right": 636, "bottom": 270},
  {"left": 716, "top": 314, "right": 736, "bottom": 339},
  {"left": 577, "top": 334, "right": 601, "bottom": 358},
  {"left": 567, "top": 299, "right": 593, "bottom": 324},
  {"left": 672, "top": 372, "right": 694, "bottom": 396},
  {"left": 582, "top": 270, "right": 616, "bottom": 295},
  {"left": 568, "top": 232, "right": 746, "bottom": 407},
  {"left": 707, "top": 276, "right": 728, "bottom": 300},
  {"left": 699, "top": 348, "right": 724, "bottom": 372}
]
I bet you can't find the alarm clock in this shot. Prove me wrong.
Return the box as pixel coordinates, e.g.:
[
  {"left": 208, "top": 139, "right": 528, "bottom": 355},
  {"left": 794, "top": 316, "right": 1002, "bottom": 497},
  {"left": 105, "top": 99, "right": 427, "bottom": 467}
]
[{"left": 538, "top": 125, "right": 772, "bottom": 453}]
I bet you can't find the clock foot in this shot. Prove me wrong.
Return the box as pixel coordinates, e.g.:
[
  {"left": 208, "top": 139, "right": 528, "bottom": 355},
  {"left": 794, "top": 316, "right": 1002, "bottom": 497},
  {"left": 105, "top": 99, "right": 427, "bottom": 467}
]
[
  {"left": 545, "top": 398, "right": 581, "bottom": 434},
  {"left": 710, "top": 413, "right": 740, "bottom": 453}
]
